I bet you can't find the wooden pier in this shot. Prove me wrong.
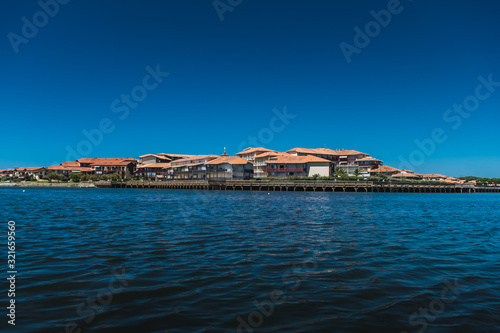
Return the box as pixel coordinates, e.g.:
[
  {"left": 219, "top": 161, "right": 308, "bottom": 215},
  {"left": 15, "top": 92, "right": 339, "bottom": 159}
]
[{"left": 95, "top": 180, "right": 500, "bottom": 193}]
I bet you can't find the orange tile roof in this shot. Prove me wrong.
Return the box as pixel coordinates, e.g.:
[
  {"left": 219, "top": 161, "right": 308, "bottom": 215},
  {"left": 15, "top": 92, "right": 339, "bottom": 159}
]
[
  {"left": 170, "top": 155, "right": 219, "bottom": 166},
  {"left": 236, "top": 147, "right": 275, "bottom": 155},
  {"left": 78, "top": 158, "right": 137, "bottom": 164},
  {"left": 61, "top": 161, "right": 80, "bottom": 167},
  {"left": 266, "top": 155, "right": 331, "bottom": 164},
  {"left": 136, "top": 163, "right": 171, "bottom": 169},
  {"left": 336, "top": 149, "right": 369, "bottom": 156},
  {"left": 139, "top": 154, "right": 159, "bottom": 158},
  {"left": 356, "top": 157, "right": 382, "bottom": 162},
  {"left": 286, "top": 147, "right": 340, "bottom": 156},
  {"left": 48, "top": 165, "right": 92, "bottom": 172},
  {"left": 24, "top": 167, "right": 46, "bottom": 171},
  {"left": 421, "top": 174, "right": 447, "bottom": 179},
  {"left": 138, "top": 154, "right": 173, "bottom": 160},
  {"left": 48, "top": 165, "right": 67, "bottom": 170},
  {"left": 205, "top": 156, "right": 251, "bottom": 165},
  {"left": 90, "top": 161, "right": 134, "bottom": 166},
  {"left": 370, "top": 165, "right": 400, "bottom": 173},
  {"left": 254, "top": 151, "right": 290, "bottom": 159},
  {"left": 391, "top": 173, "right": 422, "bottom": 178}
]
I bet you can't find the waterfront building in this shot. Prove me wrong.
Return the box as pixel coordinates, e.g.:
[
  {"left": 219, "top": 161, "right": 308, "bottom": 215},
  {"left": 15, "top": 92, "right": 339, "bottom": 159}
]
[
  {"left": 138, "top": 153, "right": 192, "bottom": 165},
  {"left": 74, "top": 158, "right": 137, "bottom": 178},
  {"left": 138, "top": 163, "right": 171, "bottom": 180},
  {"left": 167, "top": 155, "right": 220, "bottom": 180},
  {"left": 89, "top": 159, "right": 137, "bottom": 178},
  {"left": 8, "top": 167, "right": 47, "bottom": 180},
  {"left": 421, "top": 174, "right": 447, "bottom": 181},
  {"left": 205, "top": 154, "right": 253, "bottom": 180},
  {"left": 335, "top": 149, "right": 370, "bottom": 176},
  {"left": 287, "top": 147, "right": 340, "bottom": 161},
  {"left": 47, "top": 164, "right": 93, "bottom": 176},
  {"left": 24, "top": 167, "right": 47, "bottom": 180},
  {"left": 136, "top": 153, "right": 194, "bottom": 180},
  {"left": 266, "top": 155, "right": 330, "bottom": 177},
  {"left": 13, "top": 167, "right": 27, "bottom": 178},
  {"left": 253, "top": 151, "right": 290, "bottom": 178},
  {"left": 236, "top": 147, "right": 275, "bottom": 163},
  {"left": 0, "top": 169, "right": 14, "bottom": 177},
  {"left": 353, "top": 157, "right": 383, "bottom": 177},
  {"left": 287, "top": 148, "right": 340, "bottom": 176},
  {"left": 286, "top": 148, "right": 374, "bottom": 176},
  {"left": 369, "top": 165, "right": 400, "bottom": 177},
  {"left": 391, "top": 169, "right": 423, "bottom": 180}
]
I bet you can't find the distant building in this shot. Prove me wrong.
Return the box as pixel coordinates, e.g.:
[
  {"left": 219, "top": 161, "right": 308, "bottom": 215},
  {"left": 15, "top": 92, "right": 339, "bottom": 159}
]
[
  {"left": 136, "top": 153, "right": 193, "bottom": 180},
  {"left": 335, "top": 149, "right": 371, "bottom": 176},
  {"left": 205, "top": 154, "right": 253, "bottom": 180},
  {"left": 287, "top": 147, "right": 340, "bottom": 161},
  {"left": 24, "top": 167, "right": 47, "bottom": 180},
  {"left": 47, "top": 164, "right": 93, "bottom": 176},
  {"left": 253, "top": 151, "right": 289, "bottom": 178},
  {"left": 76, "top": 158, "right": 137, "bottom": 178},
  {"left": 8, "top": 167, "right": 47, "bottom": 180},
  {"left": 138, "top": 163, "right": 171, "bottom": 181},
  {"left": 266, "top": 155, "right": 330, "bottom": 177},
  {"left": 236, "top": 147, "right": 275, "bottom": 163},
  {"left": 369, "top": 165, "right": 400, "bottom": 177},
  {"left": 286, "top": 147, "right": 375, "bottom": 176},
  {"left": 421, "top": 174, "right": 447, "bottom": 181},
  {"left": 167, "top": 155, "right": 219, "bottom": 180},
  {"left": 391, "top": 169, "right": 422, "bottom": 180}
]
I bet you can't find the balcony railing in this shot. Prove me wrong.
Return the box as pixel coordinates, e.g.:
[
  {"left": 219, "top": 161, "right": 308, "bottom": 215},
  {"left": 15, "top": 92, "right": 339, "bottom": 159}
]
[{"left": 267, "top": 168, "right": 306, "bottom": 173}]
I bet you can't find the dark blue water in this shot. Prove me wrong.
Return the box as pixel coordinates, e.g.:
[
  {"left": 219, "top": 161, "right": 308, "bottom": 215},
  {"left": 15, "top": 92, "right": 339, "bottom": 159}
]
[{"left": 2, "top": 188, "right": 500, "bottom": 332}]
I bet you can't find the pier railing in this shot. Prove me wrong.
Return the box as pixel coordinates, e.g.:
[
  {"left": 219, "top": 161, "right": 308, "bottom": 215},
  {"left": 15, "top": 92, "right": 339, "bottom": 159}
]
[{"left": 94, "top": 179, "right": 497, "bottom": 193}]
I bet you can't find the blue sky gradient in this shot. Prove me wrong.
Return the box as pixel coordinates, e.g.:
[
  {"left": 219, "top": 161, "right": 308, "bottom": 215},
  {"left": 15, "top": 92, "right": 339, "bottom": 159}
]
[{"left": 1, "top": 0, "right": 499, "bottom": 177}]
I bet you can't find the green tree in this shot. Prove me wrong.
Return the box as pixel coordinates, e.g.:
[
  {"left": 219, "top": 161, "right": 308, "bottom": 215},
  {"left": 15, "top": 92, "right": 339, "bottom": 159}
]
[
  {"left": 69, "top": 172, "right": 82, "bottom": 182},
  {"left": 45, "top": 171, "right": 58, "bottom": 182},
  {"left": 334, "top": 167, "right": 348, "bottom": 180},
  {"left": 109, "top": 174, "right": 120, "bottom": 181},
  {"left": 353, "top": 168, "right": 360, "bottom": 177}
]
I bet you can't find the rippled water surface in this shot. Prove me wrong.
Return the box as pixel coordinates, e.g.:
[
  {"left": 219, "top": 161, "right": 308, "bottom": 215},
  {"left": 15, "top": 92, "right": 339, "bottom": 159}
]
[{"left": 2, "top": 188, "right": 500, "bottom": 332}]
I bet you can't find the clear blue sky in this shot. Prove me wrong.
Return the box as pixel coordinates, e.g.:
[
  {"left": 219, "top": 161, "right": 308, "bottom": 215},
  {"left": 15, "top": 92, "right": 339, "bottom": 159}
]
[{"left": 1, "top": 0, "right": 499, "bottom": 177}]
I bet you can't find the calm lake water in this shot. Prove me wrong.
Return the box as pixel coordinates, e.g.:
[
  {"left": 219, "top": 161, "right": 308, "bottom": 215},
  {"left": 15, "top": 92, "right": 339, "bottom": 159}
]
[{"left": 2, "top": 188, "right": 500, "bottom": 332}]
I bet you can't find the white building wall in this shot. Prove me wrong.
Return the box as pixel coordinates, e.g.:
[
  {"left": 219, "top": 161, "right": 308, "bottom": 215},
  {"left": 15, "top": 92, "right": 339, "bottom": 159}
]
[{"left": 307, "top": 163, "right": 329, "bottom": 177}]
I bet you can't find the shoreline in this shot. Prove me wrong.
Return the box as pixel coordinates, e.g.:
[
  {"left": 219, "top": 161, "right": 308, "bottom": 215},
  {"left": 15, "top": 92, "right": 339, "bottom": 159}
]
[{"left": 0, "top": 181, "right": 96, "bottom": 188}]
